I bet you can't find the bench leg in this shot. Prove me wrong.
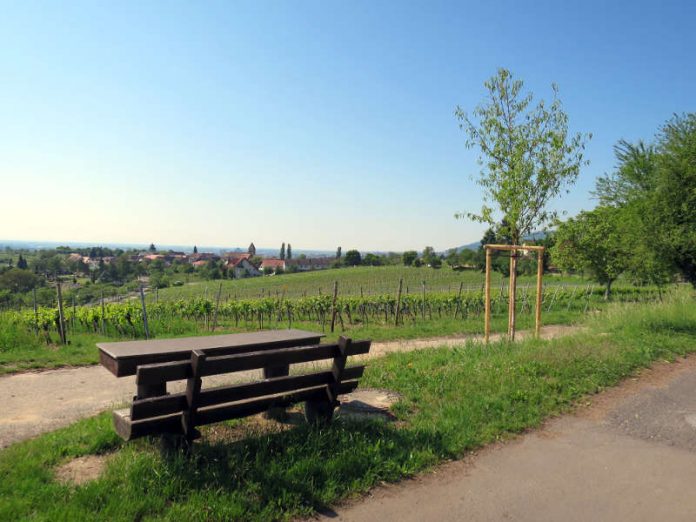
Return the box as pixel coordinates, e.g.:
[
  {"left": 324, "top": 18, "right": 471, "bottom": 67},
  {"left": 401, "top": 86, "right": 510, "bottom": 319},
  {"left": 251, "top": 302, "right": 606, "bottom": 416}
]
[
  {"left": 305, "top": 397, "right": 335, "bottom": 424},
  {"left": 263, "top": 364, "right": 289, "bottom": 421}
]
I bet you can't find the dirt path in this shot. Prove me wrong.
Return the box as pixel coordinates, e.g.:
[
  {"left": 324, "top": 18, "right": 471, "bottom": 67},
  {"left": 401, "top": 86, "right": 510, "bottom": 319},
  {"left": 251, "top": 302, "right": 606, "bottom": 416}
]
[
  {"left": 319, "top": 354, "right": 696, "bottom": 522},
  {"left": 0, "top": 325, "right": 578, "bottom": 448}
]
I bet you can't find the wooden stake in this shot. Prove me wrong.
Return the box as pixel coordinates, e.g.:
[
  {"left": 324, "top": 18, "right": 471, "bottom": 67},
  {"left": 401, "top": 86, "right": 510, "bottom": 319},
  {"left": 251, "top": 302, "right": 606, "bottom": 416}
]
[
  {"left": 33, "top": 288, "right": 38, "bottom": 335},
  {"left": 139, "top": 285, "right": 150, "bottom": 339},
  {"left": 484, "top": 249, "right": 491, "bottom": 343},
  {"left": 454, "top": 281, "right": 464, "bottom": 319},
  {"left": 100, "top": 291, "right": 106, "bottom": 335},
  {"left": 211, "top": 282, "right": 223, "bottom": 331},
  {"left": 395, "top": 278, "right": 403, "bottom": 325},
  {"left": 508, "top": 252, "right": 518, "bottom": 340},
  {"left": 330, "top": 281, "right": 338, "bottom": 333},
  {"left": 535, "top": 249, "right": 543, "bottom": 337},
  {"left": 56, "top": 279, "right": 67, "bottom": 345}
]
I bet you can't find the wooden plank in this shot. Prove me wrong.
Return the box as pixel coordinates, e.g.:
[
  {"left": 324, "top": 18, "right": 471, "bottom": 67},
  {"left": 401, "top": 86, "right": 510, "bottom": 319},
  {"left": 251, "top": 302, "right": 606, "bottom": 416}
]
[
  {"left": 130, "top": 366, "right": 365, "bottom": 420},
  {"left": 196, "top": 380, "right": 360, "bottom": 427},
  {"left": 136, "top": 340, "right": 371, "bottom": 385},
  {"left": 113, "top": 408, "right": 183, "bottom": 441},
  {"left": 116, "top": 380, "right": 360, "bottom": 441},
  {"left": 98, "top": 329, "right": 324, "bottom": 377},
  {"left": 182, "top": 350, "right": 206, "bottom": 439},
  {"left": 328, "top": 336, "right": 350, "bottom": 403}
]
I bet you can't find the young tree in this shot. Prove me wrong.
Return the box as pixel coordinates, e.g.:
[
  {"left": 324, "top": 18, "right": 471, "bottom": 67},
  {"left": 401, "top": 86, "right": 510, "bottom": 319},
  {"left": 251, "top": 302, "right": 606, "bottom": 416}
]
[
  {"left": 279, "top": 242, "right": 286, "bottom": 260},
  {"left": 455, "top": 68, "right": 590, "bottom": 244},
  {"left": 456, "top": 68, "right": 590, "bottom": 335},
  {"left": 286, "top": 244, "right": 292, "bottom": 260}
]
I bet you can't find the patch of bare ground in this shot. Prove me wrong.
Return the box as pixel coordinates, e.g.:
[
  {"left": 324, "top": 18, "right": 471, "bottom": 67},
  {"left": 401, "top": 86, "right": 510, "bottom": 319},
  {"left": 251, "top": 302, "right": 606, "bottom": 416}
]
[{"left": 54, "top": 454, "right": 110, "bottom": 485}]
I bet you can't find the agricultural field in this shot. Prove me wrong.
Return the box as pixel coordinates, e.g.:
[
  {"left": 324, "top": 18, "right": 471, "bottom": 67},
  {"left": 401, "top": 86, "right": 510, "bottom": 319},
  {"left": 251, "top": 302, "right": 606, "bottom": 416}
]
[
  {"left": 0, "top": 264, "right": 672, "bottom": 374},
  {"left": 155, "top": 265, "right": 585, "bottom": 302}
]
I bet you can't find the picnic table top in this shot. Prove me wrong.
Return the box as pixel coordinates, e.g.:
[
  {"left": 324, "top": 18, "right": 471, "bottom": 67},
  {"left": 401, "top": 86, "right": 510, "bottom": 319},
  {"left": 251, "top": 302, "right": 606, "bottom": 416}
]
[{"left": 97, "top": 329, "right": 324, "bottom": 377}]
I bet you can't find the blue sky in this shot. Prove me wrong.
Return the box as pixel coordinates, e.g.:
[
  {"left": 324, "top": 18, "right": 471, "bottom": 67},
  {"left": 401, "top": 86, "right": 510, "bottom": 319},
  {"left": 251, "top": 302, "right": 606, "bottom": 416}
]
[{"left": 1, "top": 0, "right": 694, "bottom": 252}]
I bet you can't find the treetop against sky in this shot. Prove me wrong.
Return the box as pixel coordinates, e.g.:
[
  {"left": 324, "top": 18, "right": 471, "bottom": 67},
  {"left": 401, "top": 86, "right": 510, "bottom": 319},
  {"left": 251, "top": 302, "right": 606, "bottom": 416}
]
[{"left": 1, "top": 0, "right": 693, "bottom": 251}]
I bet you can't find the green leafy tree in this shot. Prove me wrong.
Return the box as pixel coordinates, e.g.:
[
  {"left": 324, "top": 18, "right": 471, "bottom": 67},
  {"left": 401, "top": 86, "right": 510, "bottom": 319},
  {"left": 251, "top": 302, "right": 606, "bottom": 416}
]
[
  {"left": 336, "top": 246, "right": 342, "bottom": 259},
  {"left": 148, "top": 243, "right": 156, "bottom": 253},
  {"left": 344, "top": 250, "right": 361, "bottom": 266},
  {"left": 651, "top": 114, "right": 696, "bottom": 286},
  {"left": 279, "top": 243, "right": 286, "bottom": 260},
  {"left": 363, "top": 253, "right": 382, "bottom": 266},
  {"left": 593, "top": 115, "right": 695, "bottom": 286},
  {"left": 402, "top": 250, "right": 418, "bottom": 266},
  {"left": 552, "top": 206, "right": 630, "bottom": 298},
  {"left": 0, "top": 268, "right": 40, "bottom": 293},
  {"left": 16, "top": 255, "right": 28, "bottom": 270},
  {"left": 193, "top": 245, "right": 198, "bottom": 254},
  {"left": 286, "top": 244, "right": 292, "bottom": 259},
  {"left": 455, "top": 68, "right": 591, "bottom": 245}
]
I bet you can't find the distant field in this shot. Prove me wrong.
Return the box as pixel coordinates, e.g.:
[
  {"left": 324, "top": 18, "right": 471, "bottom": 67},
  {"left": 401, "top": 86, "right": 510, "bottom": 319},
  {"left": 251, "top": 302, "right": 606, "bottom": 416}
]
[{"left": 155, "top": 265, "right": 581, "bottom": 301}]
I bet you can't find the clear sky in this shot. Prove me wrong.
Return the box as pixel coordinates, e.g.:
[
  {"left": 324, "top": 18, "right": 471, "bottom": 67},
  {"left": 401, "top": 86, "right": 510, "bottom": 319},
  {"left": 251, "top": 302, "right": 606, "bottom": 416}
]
[{"left": 1, "top": 0, "right": 694, "bottom": 252}]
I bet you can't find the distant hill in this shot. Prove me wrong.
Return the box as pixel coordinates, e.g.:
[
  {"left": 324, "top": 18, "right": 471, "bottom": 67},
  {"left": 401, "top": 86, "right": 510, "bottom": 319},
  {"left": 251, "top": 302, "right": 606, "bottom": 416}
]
[{"left": 448, "top": 231, "right": 548, "bottom": 253}]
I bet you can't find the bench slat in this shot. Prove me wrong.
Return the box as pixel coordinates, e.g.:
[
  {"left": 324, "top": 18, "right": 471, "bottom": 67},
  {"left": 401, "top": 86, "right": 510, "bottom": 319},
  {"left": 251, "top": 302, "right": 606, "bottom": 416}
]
[
  {"left": 196, "top": 380, "right": 360, "bottom": 427},
  {"left": 136, "top": 340, "right": 371, "bottom": 385},
  {"left": 130, "top": 365, "right": 366, "bottom": 420},
  {"left": 116, "top": 380, "right": 360, "bottom": 440}
]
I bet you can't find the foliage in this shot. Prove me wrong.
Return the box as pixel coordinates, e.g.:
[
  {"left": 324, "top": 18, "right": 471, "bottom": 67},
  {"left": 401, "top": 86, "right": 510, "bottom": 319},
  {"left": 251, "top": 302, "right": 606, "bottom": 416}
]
[
  {"left": 592, "top": 113, "right": 695, "bottom": 286},
  {"left": 402, "top": 250, "right": 418, "bottom": 266},
  {"left": 0, "top": 269, "right": 41, "bottom": 293},
  {"left": 552, "top": 206, "right": 630, "bottom": 297},
  {"left": 344, "top": 250, "right": 361, "bottom": 266},
  {"left": 455, "top": 68, "right": 590, "bottom": 244}
]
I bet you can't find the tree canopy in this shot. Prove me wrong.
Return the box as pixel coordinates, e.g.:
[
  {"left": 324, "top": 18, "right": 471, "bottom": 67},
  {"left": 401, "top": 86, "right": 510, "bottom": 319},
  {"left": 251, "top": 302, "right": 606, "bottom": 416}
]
[{"left": 456, "top": 68, "right": 591, "bottom": 245}]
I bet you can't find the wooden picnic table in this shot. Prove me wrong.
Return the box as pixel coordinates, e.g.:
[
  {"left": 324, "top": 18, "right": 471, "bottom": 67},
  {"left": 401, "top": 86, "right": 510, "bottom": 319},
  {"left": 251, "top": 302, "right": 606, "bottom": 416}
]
[{"left": 97, "top": 329, "right": 324, "bottom": 399}]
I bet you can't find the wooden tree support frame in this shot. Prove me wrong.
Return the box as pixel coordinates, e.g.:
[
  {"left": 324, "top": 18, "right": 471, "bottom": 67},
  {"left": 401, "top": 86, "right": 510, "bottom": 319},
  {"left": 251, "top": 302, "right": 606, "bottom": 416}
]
[{"left": 484, "top": 244, "right": 545, "bottom": 343}]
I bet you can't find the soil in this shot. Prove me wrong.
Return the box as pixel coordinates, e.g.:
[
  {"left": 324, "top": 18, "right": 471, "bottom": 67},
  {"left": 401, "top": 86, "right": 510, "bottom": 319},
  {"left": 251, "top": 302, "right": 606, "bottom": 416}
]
[{"left": 54, "top": 454, "right": 110, "bottom": 485}]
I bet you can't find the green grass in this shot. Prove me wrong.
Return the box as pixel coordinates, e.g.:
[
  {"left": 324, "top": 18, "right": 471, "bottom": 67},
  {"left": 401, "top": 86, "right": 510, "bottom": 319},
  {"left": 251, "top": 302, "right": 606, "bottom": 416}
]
[{"left": 0, "top": 291, "right": 694, "bottom": 520}]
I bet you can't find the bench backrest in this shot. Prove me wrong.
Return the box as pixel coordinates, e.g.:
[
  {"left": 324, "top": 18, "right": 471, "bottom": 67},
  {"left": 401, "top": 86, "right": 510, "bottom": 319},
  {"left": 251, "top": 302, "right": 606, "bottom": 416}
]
[{"left": 114, "top": 337, "right": 371, "bottom": 440}]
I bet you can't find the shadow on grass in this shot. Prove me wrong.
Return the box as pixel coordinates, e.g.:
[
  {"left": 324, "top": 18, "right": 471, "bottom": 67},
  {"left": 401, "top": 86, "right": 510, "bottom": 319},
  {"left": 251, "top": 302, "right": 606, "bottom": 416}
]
[{"left": 154, "top": 417, "right": 449, "bottom": 518}]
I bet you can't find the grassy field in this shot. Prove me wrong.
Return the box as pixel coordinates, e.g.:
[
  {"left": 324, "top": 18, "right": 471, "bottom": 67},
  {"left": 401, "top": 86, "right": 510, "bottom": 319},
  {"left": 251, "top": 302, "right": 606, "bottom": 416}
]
[
  {"left": 155, "top": 265, "right": 585, "bottom": 301},
  {"left": 0, "top": 291, "right": 693, "bottom": 520}
]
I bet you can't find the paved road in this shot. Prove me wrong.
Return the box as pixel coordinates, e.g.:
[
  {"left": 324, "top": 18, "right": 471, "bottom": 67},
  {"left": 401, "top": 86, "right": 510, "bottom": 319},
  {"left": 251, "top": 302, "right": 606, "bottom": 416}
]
[
  {"left": 321, "top": 355, "right": 696, "bottom": 522},
  {"left": 0, "top": 325, "right": 576, "bottom": 448}
]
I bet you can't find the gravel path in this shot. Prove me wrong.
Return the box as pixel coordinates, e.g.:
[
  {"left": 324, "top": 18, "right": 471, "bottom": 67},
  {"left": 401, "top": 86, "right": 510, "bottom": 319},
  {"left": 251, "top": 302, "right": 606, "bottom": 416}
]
[{"left": 0, "top": 325, "right": 578, "bottom": 448}]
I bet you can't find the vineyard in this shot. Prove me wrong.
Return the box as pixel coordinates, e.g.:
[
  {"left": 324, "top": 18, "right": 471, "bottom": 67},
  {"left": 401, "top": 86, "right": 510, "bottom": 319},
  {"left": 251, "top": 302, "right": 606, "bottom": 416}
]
[{"left": 4, "top": 281, "right": 670, "bottom": 343}]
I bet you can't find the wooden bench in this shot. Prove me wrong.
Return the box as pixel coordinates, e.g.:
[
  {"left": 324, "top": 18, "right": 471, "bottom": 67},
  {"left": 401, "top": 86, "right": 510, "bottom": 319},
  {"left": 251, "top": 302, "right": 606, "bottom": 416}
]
[{"left": 98, "top": 331, "right": 371, "bottom": 441}]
